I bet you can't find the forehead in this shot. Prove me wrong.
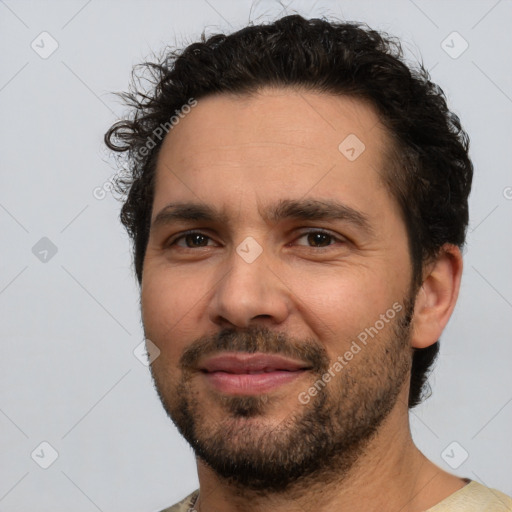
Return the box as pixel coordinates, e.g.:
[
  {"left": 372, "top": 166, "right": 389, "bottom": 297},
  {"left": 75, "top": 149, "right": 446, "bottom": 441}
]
[
  {"left": 158, "top": 87, "right": 388, "bottom": 163},
  {"left": 152, "top": 87, "right": 397, "bottom": 223}
]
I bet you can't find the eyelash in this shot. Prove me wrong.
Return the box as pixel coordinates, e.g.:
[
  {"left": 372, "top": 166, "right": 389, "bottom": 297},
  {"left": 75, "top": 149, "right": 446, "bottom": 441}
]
[{"left": 166, "top": 229, "right": 345, "bottom": 250}]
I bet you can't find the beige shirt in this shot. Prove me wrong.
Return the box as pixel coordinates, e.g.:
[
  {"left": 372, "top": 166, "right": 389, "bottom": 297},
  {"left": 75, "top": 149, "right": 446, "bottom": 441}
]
[{"left": 158, "top": 481, "right": 512, "bottom": 511}]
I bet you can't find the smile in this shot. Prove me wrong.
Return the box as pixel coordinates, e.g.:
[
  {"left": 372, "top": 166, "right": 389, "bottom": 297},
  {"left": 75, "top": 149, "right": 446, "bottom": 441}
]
[{"left": 199, "top": 352, "right": 311, "bottom": 394}]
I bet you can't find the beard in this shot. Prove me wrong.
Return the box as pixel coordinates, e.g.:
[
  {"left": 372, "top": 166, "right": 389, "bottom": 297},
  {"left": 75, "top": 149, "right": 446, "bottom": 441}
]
[{"left": 147, "top": 297, "right": 414, "bottom": 495}]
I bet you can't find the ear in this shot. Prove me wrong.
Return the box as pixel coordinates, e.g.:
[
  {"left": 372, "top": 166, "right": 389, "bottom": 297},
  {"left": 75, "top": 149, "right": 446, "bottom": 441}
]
[{"left": 411, "top": 244, "right": 463, "bottom": 349}]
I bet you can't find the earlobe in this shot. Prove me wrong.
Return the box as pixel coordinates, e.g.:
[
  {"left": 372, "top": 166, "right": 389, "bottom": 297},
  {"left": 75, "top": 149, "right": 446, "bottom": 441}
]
[{"left": 410, "top": 244, "right": 463, "bottom": 349}]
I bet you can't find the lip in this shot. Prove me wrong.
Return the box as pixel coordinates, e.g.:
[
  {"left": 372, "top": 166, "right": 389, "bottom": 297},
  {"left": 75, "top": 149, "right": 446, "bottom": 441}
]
[
  {"left": 199, "top": 352, "right": 311, "bottom": 395},
  {"left": 200, "top": 352, "right": 311, "bottom": 373}
]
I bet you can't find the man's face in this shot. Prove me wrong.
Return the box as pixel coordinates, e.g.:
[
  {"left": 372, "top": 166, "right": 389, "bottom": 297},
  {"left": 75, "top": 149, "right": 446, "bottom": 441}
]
[{"left": 141, "top": 88, "right": 415, "bottom": 491}]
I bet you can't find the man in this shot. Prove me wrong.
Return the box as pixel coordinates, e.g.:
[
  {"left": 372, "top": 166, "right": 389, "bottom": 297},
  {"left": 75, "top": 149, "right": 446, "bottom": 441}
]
[{"left": 105, "top": 14, "right": 512, "bottom": 512}]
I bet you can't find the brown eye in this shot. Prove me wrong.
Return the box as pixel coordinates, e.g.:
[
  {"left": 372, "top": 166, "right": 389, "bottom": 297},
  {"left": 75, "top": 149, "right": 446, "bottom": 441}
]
[
  {"left": 295, "top": 230, "right": 343, "bottom": 248},
  {"left": 307, "top": 232, "right": 333, "bottom": 247},
  {"left": 169, "top": 231, "right": 214, "bottom": 248}
]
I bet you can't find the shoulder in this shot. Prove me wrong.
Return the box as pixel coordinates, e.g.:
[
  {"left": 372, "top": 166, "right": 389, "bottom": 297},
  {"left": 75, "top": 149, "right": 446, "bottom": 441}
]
[
  {"left": 157, "top": 489, "right": 199, "bottom": 512},
  {"left": 427, "top": 480, "right": 512, "bottom": 511}
]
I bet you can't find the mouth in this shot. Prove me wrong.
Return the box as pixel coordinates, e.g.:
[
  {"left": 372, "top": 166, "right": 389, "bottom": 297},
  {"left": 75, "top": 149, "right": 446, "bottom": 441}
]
[{"left": 198, "top": 352, "right": 312, "bottom": 395}]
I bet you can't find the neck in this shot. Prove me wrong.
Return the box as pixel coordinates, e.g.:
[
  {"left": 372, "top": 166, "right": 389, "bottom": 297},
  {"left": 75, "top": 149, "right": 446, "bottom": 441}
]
[{"left": 193, "top": 399, "right": 467, "bottom": 512}]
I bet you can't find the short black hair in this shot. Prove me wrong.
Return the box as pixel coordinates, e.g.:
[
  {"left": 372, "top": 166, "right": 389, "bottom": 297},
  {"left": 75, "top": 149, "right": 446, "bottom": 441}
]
[{"left": 105, "top": 14, "right": 473, "bottom": 408}]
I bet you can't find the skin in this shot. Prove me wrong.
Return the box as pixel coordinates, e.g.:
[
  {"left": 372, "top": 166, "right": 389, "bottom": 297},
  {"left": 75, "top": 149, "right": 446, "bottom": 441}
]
[{"left": 141, "top": 87, "right": 466, "bottom": 512}]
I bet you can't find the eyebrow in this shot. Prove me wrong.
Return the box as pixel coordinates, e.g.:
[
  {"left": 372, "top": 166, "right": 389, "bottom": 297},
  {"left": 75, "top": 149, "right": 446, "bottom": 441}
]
[{"left": 151, "top": 198, "right": 375, "bottom": 236}]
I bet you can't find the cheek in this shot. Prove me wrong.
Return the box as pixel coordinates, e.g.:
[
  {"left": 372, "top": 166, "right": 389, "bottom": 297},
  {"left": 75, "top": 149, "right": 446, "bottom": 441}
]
[
  {"left": 284, "top": 267, "right": 403, "bottom": 354},
  {"left": 141, "top": 267, "right": 203, "bottom": 362}
]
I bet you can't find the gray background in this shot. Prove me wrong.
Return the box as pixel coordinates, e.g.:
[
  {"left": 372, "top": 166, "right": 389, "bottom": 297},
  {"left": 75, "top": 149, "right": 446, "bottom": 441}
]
[{"left": 1, "top": 0, "right": 511, "bottom": 510}]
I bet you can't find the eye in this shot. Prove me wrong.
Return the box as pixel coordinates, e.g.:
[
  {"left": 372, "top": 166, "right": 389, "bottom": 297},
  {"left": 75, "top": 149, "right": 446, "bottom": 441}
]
[
  {"left": 294, "top": 229, "right": 345, "bottom": 248},
  {"left": 167, "top": 230, "right": 216, "bottom": 249},
  {"left": 166, "top": 229, "right": 345, "bottom": 250}
]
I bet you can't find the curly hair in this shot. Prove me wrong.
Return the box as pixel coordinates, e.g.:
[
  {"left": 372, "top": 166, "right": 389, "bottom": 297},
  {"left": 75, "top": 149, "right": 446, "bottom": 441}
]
[{"left": 104, "top": 14, "right": 473, "bottom": 408}]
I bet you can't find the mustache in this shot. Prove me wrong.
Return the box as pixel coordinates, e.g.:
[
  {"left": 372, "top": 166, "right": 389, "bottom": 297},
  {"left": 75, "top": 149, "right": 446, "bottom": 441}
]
[{"left": 179, "top": 325, "right": 330, "bottom": 374}]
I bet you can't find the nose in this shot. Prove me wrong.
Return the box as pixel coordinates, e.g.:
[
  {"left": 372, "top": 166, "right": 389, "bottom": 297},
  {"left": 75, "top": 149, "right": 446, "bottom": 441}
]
[{"left": 208, "top": 244, "right": 290, "bottom": 329}]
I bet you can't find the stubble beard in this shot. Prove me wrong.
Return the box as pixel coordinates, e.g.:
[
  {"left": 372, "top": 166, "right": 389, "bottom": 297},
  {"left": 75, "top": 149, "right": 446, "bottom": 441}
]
[{"left": 149, "top": 298, "right": 414, "bottom": 495}]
